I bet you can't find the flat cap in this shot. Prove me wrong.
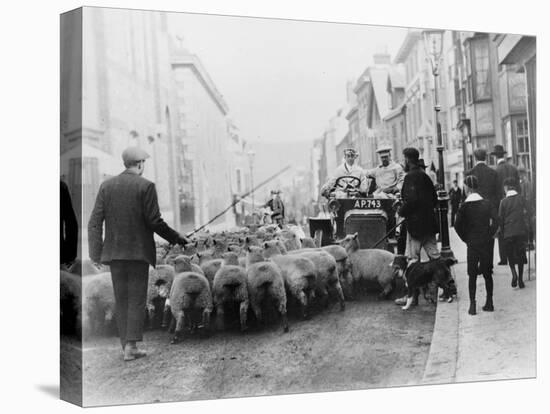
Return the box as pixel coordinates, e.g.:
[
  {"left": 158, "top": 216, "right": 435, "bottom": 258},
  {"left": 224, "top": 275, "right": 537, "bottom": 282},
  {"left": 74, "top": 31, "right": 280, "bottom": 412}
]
[{"left": 122, "top": 146, "right": 150, "bottom": 164}]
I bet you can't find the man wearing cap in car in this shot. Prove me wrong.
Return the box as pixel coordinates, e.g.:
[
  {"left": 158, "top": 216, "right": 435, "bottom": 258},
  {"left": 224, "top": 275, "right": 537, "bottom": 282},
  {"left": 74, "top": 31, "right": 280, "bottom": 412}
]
[
  {"left": 88, "top": 146, "right": 190, "bottom": 362},
  {"left": 365, "top": 145, "right": 405, "bottom": 197},
  {"left": 321, "top": 148, "right": 368, "bottom": 198}
]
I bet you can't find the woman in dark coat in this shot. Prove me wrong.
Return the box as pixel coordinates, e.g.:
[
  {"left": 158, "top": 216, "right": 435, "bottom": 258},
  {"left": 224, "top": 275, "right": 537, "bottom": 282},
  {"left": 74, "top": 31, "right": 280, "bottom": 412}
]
[
  {"left": 498, "top": 177, "right": 529, "bottom": 289},
  {"left": 455, "top": 176, "right": 498, "bottom": 315}
]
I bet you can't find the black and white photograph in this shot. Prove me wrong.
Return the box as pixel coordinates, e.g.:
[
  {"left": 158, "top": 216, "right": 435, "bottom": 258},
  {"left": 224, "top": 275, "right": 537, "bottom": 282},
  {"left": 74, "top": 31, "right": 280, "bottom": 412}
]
[{"left": 56, "top": 5, "right": 540, "bottom": 408}]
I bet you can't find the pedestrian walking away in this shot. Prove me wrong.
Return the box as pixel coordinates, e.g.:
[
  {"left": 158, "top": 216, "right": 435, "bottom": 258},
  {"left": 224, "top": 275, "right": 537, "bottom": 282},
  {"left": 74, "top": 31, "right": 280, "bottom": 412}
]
[
  {"left": 448, "top": 180, "right": 463, "bottom": 227},
  {"left": 492, "top": 144, "right": 520, "bottom": 265},
  {"left": 498, "top": 177, "right": 529, "bottom": 290},
  {"left": 454, "top": 175, "right": 498, "bottom": 315},
  {"left": 464, "top": 147, "right": 499, "bottom": 270},
  {"left": 88, "top": 146, "right": 189, "bottom": 362}
]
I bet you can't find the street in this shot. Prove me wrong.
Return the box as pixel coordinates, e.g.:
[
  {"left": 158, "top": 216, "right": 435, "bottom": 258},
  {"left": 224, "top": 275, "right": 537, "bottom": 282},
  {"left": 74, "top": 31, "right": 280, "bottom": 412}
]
[{"left": 77, "top": 294, "right": 435, "bottom": 406}]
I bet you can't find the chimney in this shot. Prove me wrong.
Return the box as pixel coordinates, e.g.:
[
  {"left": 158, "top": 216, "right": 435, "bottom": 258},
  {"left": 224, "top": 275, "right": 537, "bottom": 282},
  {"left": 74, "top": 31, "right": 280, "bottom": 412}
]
[{"left": 373, "top": 52, "right": 391, "bottom": 65}]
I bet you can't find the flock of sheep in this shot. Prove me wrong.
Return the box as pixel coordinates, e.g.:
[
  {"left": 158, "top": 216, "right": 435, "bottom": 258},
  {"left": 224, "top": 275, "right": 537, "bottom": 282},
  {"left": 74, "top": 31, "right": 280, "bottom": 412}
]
[{"left": 60, "top": 225, "right": 404, "bottom": 343}]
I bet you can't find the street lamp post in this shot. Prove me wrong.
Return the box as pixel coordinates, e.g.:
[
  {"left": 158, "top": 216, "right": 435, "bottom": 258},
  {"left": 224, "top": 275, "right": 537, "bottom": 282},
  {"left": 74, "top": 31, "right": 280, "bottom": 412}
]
[
  {"left": 247, "top": 149, "right": 256, "bottom": 213},
  {"left": 422, "top": 29, "right": 456, "bottom": 261}
]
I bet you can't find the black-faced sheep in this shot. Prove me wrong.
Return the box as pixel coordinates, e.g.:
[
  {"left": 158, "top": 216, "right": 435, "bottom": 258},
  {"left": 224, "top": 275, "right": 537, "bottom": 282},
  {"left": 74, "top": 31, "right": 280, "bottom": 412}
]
[
  {"left": 212, "top": 265, "right": 249, "bottom": 332},
  {"left": 246, "top": 249, "right": 289, "bottom": 333},
  {"left": 263, "top": 241, "right": 317, "bottom": 319},
  {"left": 339, "top": 233, "right": 399, "bottom": 299},
  {"left": 169, "top": 271, "right": 213, "bottom": 343},
  {"left": 146, "top": 265, "right": 176, "bottom": 329}
]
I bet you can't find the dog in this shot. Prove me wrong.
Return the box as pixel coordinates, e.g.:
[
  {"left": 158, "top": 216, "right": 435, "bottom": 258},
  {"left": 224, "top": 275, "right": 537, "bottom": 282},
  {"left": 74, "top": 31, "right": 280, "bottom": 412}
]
[{"left": 391, "top": 256, "right": 456, "bottom": 310}]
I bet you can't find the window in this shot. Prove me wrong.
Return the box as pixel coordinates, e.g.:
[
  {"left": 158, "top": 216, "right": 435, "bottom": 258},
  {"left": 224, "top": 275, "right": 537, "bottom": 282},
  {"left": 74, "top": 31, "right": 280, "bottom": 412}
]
[
  {"left": 516, "top": 118, "right": 529, "bottom": 153},
  {"left": 472, "top": 38, "right": 491, "bottom": 101}
]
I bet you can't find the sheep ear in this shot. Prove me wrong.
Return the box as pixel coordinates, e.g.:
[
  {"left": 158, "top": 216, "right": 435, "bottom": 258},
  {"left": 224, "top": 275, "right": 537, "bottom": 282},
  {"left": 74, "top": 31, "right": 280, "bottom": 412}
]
[
  {"left": 245, "top": 236, "right": 250, "bottom": 243},
  {"left": 353, "top": 233, "right": 358, "bottom": 240},
  {"left": 247, "top": 246, "right": 252, "bottom": 252},
  {"left": 263, "top": 242, "right": 269, "bottom": 249},
  {"left": 193, "top": 241, "right": 198, "bottom": 247},
  {"left": 213, "top": 239, "right": 217, "bottom": 246}
]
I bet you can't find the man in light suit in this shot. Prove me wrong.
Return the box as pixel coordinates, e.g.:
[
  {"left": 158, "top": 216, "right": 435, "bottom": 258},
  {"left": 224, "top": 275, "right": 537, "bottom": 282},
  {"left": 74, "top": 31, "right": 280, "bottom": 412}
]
[{"left": 88, "top": 147, "right": 189, "bottom": 361}]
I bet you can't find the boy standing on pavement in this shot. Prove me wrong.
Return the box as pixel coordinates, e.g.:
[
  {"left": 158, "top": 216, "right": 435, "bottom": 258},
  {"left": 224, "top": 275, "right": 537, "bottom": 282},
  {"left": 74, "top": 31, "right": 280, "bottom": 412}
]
[{"left": 454, "top": 176, "right": 498, "bottom": 315}]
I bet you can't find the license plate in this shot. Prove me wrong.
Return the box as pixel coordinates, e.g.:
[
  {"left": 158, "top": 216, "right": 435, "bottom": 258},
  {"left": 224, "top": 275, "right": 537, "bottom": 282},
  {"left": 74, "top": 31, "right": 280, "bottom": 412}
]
[{"left": 352, "top": 199, "right": 382, "bottom": 209}]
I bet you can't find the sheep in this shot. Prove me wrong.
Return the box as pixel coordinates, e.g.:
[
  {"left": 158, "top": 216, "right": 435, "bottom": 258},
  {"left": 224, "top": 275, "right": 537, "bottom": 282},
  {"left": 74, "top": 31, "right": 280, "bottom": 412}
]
[
  {"left": 146, "top": 265, "right": 176, "bottom": 329},
  {"left": 263, "top": 241, "right": 317, "bottom": 319},
  {"left": 285, "top": 245, "right": 353, "bottom": 300},
  {"left": 300, "top": 237, "right": 317, "bottom": 248},
  {"left": 169, "top": 271, "right": 213, "bottom": 344},
  {"left": 278, "top": 229, "right": 301, "bottom": 251},
  {"left": 81, "top": 272, "right": 116, "bottom": 339},
  {"left": 212, "top": 264, "right": 249, "bottom": 332},
  {"left": 288, "top": 249, "right": 345, "bottom": 311},
  {"left": 198, "top": 250, "right": 240, "bottom": 287},
  {"left": 339, "top": 233, "right": 399, "bottom": 299},
  {"left": 210, "top": 238, "right": 229, "bottom": 259},
  {"left": 60, "top": 270, "right": 82, "bottom": 336}
]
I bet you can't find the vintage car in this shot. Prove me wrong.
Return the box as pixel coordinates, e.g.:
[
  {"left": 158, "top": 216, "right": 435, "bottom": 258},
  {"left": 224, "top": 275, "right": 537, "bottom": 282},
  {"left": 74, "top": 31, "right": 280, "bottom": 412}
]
[{"left": 308, "top": 175, "right": 399, "bottom": 250}]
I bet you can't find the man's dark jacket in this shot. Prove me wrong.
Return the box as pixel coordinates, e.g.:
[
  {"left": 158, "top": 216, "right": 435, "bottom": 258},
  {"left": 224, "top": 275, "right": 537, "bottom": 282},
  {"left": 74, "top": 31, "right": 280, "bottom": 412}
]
[
  {"left": 88, "top": 170, "right": 181, "bottom": 267},
  {"left": 61, "top": 181, "right": 78, "bottom": 264},
  {"left": 398, "top": 165, "right": 438, "bottom": 239},
  {"left": 465, "top": 162, "right": 499, "bottom": 211},
  {"left": 496, "top": 161, "right": 520, "bottom": 200},
  {"left": 449, "top": 187, "right": 463, "bottom": 209}
]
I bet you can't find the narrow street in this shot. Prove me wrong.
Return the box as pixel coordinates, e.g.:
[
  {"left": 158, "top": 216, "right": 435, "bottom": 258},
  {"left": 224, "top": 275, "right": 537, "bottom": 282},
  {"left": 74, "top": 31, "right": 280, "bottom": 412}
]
[{"left": 78, "top": 295, "right": 436, "bottom": 406}]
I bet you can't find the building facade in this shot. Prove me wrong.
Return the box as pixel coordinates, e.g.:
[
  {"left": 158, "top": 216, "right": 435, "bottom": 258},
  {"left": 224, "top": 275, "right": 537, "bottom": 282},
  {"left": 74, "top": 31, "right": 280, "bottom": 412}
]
[
  {"left": 61, "top": 8, "right": 182, "bottom": 251},
  {"left": 171, "top": 46, "right": 236, "bottom": 232}
]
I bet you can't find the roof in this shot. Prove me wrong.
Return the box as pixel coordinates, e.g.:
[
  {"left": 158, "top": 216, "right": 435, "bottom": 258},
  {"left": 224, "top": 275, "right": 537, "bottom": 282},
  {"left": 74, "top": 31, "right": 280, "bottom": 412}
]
[
  {"left": 369, "top": 67, "right": 390, "bottom": 119},
  {"left": 346, "top": 105, "right": 358, "bottom": 120},
  {"left": 171, "top": 51, "right": 229, "bottom": 115},
  {"left": 383, "top": 102, "right": 405, "bottom": 121},
  {"left": 387, "top": 64, "right": 406, "bottom": 90},
  {"left": 394, "top": 31, "right": 422, "bottom": 64}
]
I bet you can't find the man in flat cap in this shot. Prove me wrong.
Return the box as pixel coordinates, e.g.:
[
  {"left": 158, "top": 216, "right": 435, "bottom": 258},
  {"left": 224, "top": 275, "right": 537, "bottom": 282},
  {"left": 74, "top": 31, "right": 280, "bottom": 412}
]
[
  {"left": 264, "top": 190, "right": 285, "bottom": 228},
  {"left": 364, "top": 146, "right": 404, "bottom": 197},
  {"left": 88, "top": 146, "right": 189, "bottom": 361},
  {"left": 491, "top": 144, "right": 520, "bottom": 265},
  {"left": 321, "top": 148, "right": 368, "bottom": 198}
]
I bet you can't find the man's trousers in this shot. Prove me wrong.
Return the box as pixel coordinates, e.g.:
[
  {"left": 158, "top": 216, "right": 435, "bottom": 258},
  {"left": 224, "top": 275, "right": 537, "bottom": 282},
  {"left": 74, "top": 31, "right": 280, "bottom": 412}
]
[{"left": 110, "top": 260, "right": 149, "bottom": 348}]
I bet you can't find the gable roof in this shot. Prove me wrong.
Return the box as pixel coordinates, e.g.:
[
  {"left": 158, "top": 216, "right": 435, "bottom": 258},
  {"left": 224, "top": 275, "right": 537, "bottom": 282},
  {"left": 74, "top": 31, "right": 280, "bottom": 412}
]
[
  {"left": 369, "top": 67, "right": 390, "bottom": 120},
  {"left": 394, "top": 31, "right": 422, "bottom": 64},
  {"left": 387, "top": 64, "right": 406, "bottom": 90}
]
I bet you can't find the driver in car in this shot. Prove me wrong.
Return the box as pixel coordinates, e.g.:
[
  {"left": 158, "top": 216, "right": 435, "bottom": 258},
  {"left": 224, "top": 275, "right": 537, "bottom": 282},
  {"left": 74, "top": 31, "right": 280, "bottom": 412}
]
[{"left": 321, "top": 148, "right": 368, "bottom": 198}]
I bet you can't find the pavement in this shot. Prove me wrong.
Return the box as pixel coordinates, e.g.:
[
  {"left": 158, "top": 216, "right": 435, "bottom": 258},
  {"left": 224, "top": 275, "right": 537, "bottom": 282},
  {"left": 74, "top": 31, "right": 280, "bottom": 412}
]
[{"left": 422, "top": 228, "right": 536, "bottom": 385}]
